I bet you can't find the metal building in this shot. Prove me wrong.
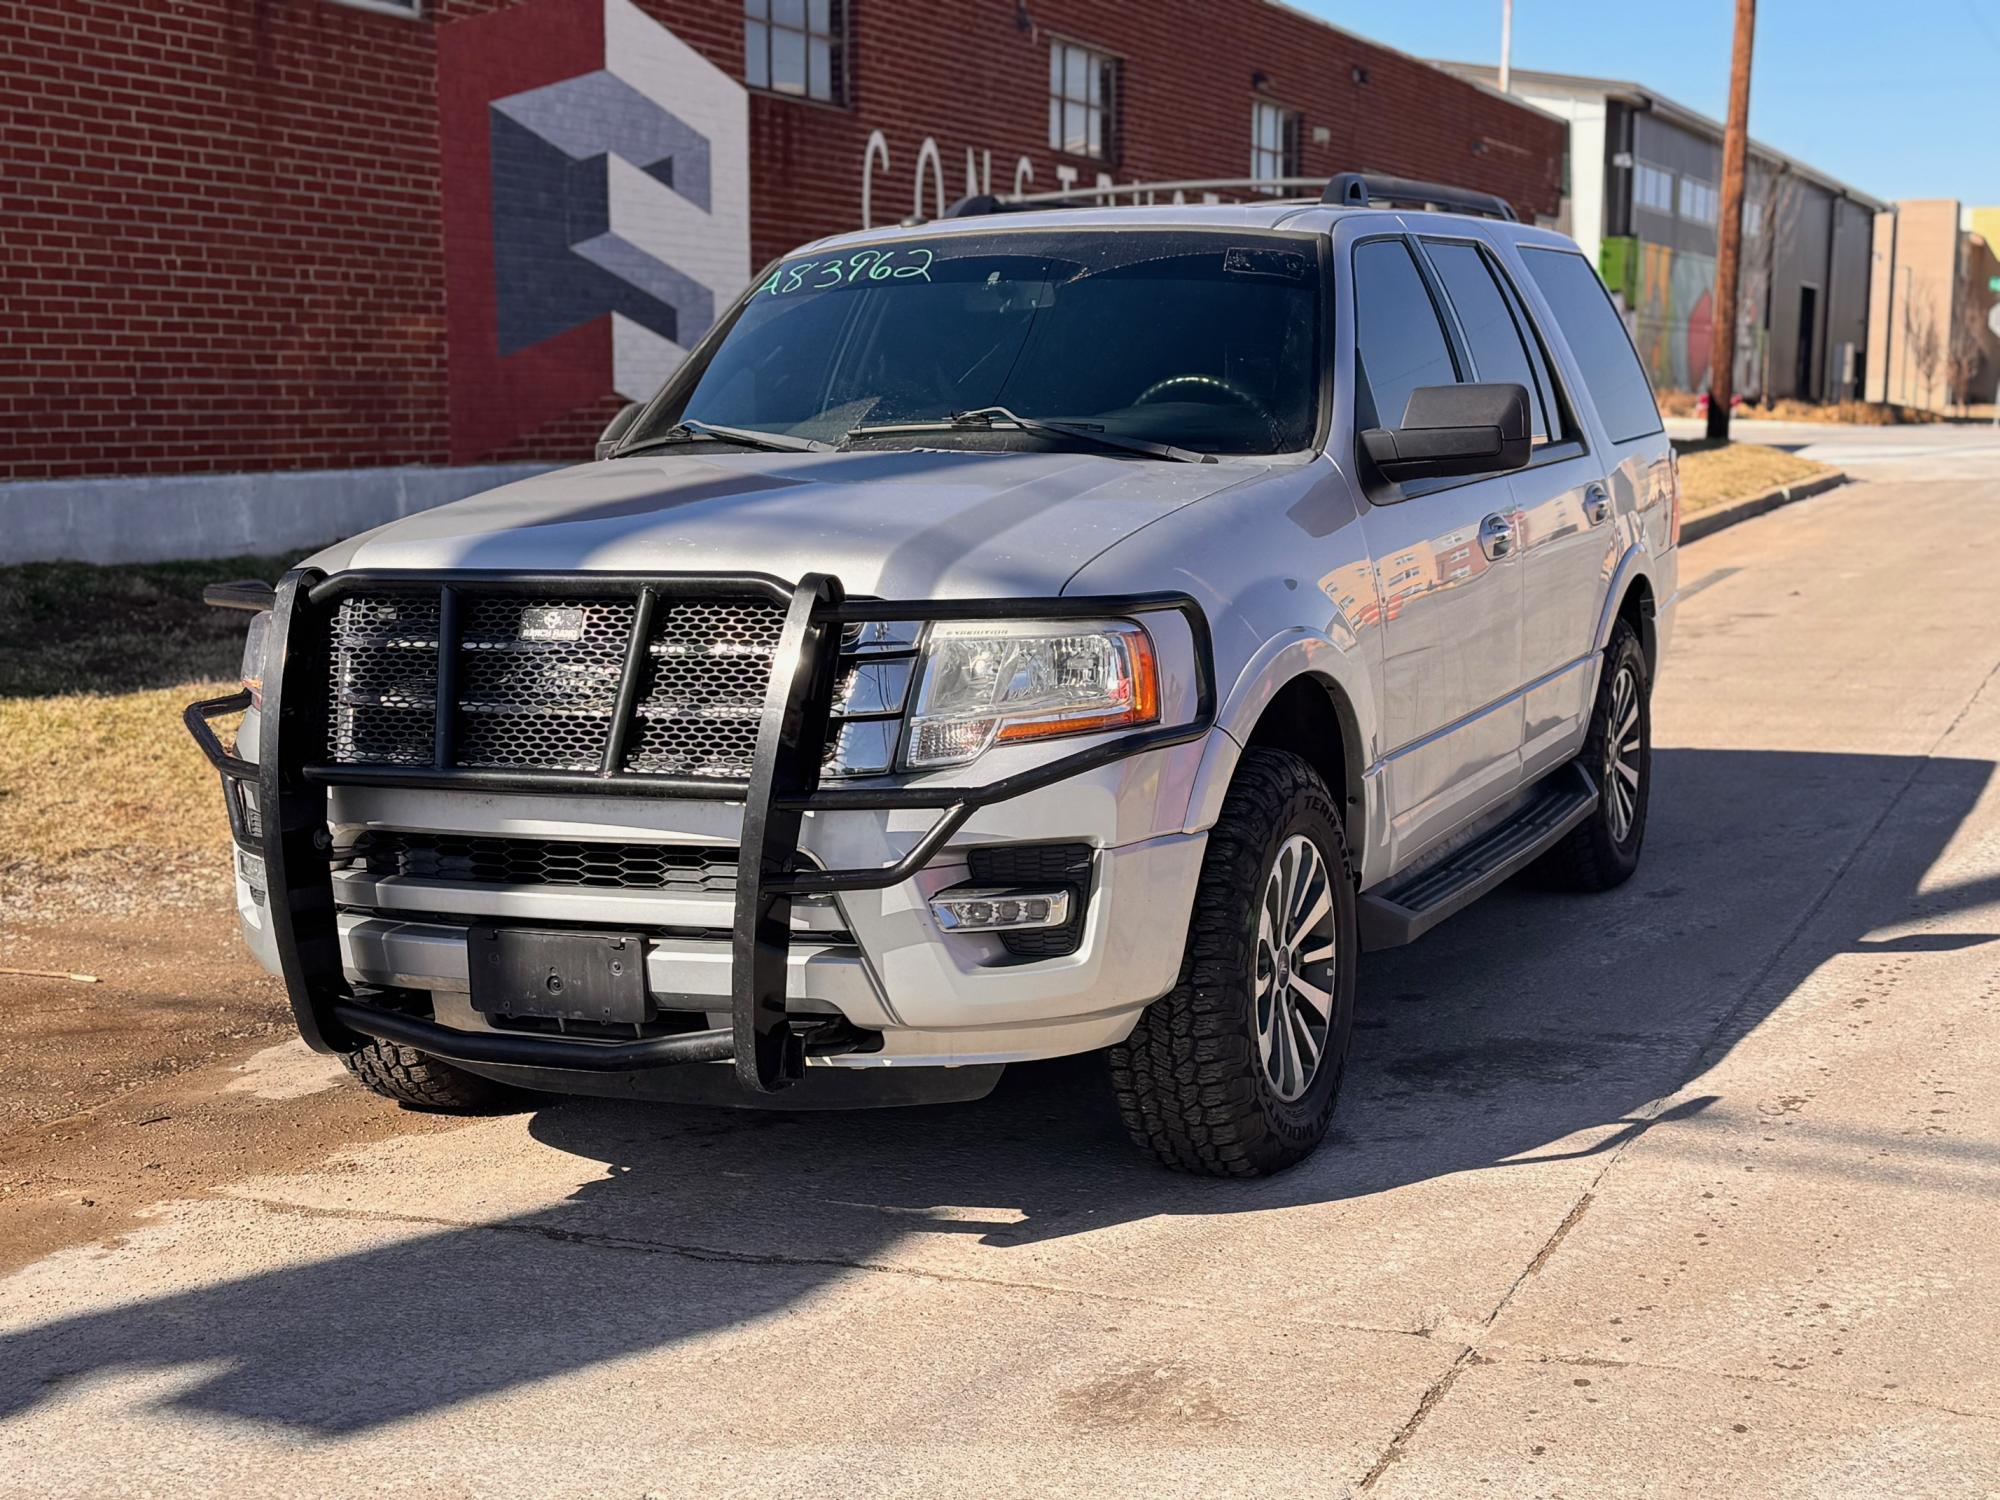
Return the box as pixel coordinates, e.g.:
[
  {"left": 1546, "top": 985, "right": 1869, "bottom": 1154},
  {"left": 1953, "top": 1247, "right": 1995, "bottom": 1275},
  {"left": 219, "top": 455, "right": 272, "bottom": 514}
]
[{"left": 1438, "top": 65, "right": 1884, "bottom": 404}]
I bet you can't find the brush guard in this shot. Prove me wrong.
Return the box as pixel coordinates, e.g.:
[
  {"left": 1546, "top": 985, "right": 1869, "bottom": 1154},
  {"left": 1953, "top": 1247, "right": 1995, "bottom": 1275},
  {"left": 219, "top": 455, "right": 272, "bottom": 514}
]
[{"left": 186, "top": 568, "right": 1214, "bottom": 1092}]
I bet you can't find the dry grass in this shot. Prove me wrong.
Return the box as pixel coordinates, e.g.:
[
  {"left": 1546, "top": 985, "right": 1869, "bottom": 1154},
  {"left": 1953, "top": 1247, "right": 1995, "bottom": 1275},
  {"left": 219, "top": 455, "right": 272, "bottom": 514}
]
[
  {"left": 1655, "top": 388, "right": 1939, "bottom": 426},
  {"left": 0, "top": 684, "right": 241, "bottom": 915},
  {"left": 1747, "top": 397, "right": 1936, "bottom": 426},
  {"left": 1672, "top": 440, "right": 1835, "bottom": 515},
  {"left": 0, "top": 557, "right": 288, "bottom": 917}
]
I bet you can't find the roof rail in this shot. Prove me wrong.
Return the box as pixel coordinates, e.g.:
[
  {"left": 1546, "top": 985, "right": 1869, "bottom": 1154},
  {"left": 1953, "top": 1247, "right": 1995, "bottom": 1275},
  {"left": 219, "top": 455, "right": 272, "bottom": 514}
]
[
  {"left": 928, "top": 172, "right": 1519, "bottom": 223},
  {"left": 938, "top": 177, "right": 1329, "bottom": 220},
  {"left": 1321, "top": 172, "right": 1518, "bottom": 221}
]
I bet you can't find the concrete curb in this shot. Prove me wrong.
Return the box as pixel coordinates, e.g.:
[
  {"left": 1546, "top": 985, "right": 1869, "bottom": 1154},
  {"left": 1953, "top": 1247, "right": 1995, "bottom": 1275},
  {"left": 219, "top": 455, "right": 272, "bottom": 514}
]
[{"left": 1680, "top": 469, "right": 1848, "bottom": 545}]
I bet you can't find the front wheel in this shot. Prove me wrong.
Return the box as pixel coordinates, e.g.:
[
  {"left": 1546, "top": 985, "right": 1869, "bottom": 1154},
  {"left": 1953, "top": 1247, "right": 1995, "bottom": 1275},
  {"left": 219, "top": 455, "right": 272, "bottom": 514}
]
[
  {"left": 1109, "top": 749, "right": 1359, "bottom": 1177},
  {"left": 341, "top": 1038, "right": 525, "bottom": 1112}
]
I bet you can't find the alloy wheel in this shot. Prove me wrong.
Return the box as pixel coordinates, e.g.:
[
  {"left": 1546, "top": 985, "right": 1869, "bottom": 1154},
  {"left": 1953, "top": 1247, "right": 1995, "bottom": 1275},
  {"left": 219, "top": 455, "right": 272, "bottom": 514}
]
[
  {"left": 1254, "top": 834, "right": 1339, "bottom": 1103},
  {"left": 1604, "top": 663, "right": 1643, "bottom": 843}
]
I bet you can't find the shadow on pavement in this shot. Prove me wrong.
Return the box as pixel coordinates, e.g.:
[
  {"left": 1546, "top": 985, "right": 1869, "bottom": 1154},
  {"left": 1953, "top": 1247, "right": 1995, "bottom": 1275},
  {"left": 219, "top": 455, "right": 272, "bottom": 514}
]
[{"left": 0, "top": 747, "right": 1991, "bottom": 1434}]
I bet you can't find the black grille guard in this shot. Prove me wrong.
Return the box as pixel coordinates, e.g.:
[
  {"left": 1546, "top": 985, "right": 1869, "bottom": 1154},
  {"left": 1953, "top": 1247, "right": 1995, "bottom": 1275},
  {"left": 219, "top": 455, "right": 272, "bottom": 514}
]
[{"left": 185, "top": 568, "right": 1216, "bottom": 1092}]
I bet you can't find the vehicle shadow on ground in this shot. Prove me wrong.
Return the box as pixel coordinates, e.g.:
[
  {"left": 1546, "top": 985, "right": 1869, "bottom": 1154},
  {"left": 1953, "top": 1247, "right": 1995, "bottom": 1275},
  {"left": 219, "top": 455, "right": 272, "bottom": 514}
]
[{"left": 0, "top": 747, "right": 1992, "bottom": 1435}]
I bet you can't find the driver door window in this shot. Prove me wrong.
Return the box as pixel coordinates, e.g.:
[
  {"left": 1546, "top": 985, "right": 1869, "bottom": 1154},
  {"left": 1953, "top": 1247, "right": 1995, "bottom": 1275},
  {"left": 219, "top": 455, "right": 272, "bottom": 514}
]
[
  {"left": 1422, "top": 239, "right": 1552, "bottom": 442},
  {"left": 1349, "top": 234, "right": 1526, "bottom": 863},
  {"left": 1351, "top": 238, "right": 1459, "bottom": 430}
]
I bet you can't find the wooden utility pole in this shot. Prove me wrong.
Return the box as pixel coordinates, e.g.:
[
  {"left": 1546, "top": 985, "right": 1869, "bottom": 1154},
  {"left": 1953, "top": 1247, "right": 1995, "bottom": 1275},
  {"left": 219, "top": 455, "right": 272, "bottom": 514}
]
[{"left": 1706, "top": 0, "right": 1757, "bottom": 441}]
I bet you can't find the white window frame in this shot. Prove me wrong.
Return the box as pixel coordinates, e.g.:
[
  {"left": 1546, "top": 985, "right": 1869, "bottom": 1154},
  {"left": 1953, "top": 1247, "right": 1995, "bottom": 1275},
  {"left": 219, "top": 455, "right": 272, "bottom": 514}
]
[
  {"left": 1678, "top": 176, "right": 1718, "bottom": 225},
  {"left": 326, "top": 0, "right": 422, "bottom": 17},
  {"left": 745, "top": 0, "right": 845, "bottom": 105},
  {"left": 1048, "top": 39, "right": 1117, "bottom": 161},
  {"left": 1251, "top": 99, "right": 1299, "bottom": 189},
  {"left": 1634, "top": 162, "right": 1675, "bottom": 216}
]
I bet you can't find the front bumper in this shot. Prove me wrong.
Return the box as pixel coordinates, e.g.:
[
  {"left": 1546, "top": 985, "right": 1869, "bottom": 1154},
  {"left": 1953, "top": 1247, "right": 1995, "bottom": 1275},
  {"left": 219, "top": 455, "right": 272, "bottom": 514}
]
[{"left": 188, "top": 568, "right": 1214, "bottom": 1092}]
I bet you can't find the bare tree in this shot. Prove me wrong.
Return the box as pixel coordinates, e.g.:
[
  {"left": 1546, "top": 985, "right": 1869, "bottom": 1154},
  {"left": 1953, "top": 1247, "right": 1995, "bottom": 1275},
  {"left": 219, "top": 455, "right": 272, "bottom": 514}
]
[
  {"left": 1904, "top": 287, "right": 1944, "bottom": 411},
  {"left": 1949, "top": 282, "right": 1985, "bottom": 413}
]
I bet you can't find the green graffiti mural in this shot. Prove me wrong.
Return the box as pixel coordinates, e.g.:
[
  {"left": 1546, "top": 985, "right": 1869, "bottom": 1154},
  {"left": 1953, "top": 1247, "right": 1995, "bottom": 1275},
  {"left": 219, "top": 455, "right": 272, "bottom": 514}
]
[{"left": 1600, "top": 235, "right": 1772, "bottom": 397}]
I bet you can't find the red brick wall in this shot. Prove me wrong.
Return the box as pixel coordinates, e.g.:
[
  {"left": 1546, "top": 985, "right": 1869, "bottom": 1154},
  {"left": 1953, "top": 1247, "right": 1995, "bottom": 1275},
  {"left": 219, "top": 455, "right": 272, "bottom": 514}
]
[
  {"left": 0, "top": 0, "right": 1562, "bottom": 482},
  {"left": 1, "top": 0, "right": 448, "bottom": 481}
]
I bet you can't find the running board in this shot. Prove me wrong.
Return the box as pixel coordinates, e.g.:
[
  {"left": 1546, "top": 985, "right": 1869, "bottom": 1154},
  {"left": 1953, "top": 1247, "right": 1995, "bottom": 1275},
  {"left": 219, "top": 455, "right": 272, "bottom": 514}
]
[{"left": 1359, "top": 763, "right": 1599, "bottom": 951}]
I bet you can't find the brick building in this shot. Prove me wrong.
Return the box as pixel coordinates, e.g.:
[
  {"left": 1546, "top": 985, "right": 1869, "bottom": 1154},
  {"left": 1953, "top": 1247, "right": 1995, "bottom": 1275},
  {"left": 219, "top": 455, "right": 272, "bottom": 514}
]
[{"left": 1, "top": 0, "right": 1564, "bottom": 559}]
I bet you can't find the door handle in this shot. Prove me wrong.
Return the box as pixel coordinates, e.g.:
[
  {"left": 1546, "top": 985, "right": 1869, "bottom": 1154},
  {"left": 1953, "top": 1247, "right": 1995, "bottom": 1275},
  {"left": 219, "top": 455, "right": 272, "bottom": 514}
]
[
  {"left": 1583, "top": 483, "right": 1612, "bottom": 526},
  {"left": 1479, "top": 512, "right": 1516, "bottom": 560}
]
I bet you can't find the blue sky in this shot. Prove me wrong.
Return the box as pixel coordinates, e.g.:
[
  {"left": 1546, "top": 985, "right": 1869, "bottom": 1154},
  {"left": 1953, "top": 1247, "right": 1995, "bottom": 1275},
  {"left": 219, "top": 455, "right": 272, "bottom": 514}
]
[{"left": 1298, "top": 0, "right": 2000, "bottom": 206}]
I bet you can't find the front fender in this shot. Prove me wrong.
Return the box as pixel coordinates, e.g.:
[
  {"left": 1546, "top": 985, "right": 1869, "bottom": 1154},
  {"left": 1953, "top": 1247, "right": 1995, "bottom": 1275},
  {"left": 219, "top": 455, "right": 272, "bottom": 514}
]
[{"left": 1181, "top": 628, "right": 1390, "bottom": 888}]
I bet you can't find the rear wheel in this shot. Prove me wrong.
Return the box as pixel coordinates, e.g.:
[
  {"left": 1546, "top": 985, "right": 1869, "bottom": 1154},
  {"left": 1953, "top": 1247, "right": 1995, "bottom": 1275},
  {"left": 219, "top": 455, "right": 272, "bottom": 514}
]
[
  {"left": 341, "top": 1038, "right": 524, "bottom": 1112},
  {"left": 1538, "top": 619, "right": 1651, "bottom": 891},
  {"left": 1109, "top": 749, "right": 1358, "bottom": 1177}
]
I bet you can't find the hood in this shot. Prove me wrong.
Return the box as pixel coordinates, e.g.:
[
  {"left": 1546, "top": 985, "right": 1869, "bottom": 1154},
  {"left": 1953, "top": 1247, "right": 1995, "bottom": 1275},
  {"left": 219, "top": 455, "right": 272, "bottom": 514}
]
[{"left": 304, "top": 448, "right": 1265, "bottom": 599}]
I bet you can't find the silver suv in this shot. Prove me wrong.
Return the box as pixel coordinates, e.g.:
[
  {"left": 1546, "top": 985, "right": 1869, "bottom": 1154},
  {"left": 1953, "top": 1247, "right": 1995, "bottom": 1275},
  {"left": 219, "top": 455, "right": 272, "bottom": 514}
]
[{"left": 188, "top": 173, "right": 1678, "bottom": 1176}]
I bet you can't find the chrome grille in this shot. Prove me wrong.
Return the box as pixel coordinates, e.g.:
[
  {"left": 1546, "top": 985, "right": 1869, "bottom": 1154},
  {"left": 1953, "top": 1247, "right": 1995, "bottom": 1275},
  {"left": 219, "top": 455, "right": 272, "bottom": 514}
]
[{"left": 321, "top": 587, "right": 787, "bottom": 779}]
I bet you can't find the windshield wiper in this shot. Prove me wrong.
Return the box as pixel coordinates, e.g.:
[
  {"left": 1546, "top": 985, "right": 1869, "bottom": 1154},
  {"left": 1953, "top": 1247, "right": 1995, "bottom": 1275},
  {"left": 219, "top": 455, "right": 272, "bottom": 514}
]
[
  {"left": 845, "top": 406, "right": 1215, "bottom": 464},
  {"left": 617, "top": 419, "right": 832, "bottom": 456}
]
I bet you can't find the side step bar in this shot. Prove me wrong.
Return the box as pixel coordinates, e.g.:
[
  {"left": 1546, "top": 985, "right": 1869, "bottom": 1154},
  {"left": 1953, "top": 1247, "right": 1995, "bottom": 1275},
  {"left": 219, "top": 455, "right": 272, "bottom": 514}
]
[{"left": 1359, "top": 762, "right": 1599, "bottom": 951}]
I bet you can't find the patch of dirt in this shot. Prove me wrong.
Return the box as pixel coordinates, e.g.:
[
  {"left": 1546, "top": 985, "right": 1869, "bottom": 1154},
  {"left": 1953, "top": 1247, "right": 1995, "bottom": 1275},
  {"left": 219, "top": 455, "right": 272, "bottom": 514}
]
[{"left": 0, "top": 910, "right": 467, "bottom": 1276}]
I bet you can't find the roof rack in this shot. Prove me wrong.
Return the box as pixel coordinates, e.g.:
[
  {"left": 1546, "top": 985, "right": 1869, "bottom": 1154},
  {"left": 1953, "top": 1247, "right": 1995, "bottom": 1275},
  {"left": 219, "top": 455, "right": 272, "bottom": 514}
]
[
  {"left": 1321, "top": 171, "right": 1517, "bottom": 221},
  {"left": 935, "top": 172, "right": 1517, "bottom": 223},
  {"left": 939, "top": 177, "right": 1328, "bottom": 220}
]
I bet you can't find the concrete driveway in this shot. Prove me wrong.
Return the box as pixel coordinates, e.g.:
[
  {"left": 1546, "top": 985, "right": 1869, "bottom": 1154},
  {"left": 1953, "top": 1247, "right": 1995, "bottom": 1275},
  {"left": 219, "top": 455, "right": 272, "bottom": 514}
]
[{"left": 4, "top": 430, "right": 1999, "bottom": 1497}]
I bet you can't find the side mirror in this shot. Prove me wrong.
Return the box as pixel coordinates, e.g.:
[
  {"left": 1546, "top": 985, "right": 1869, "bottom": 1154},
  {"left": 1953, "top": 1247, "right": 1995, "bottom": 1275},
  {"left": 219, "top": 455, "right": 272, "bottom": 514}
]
[
  {"left": 1360, "top": 382, "right": 1531, "bottom": 484},
  {"left": 595, "top": 400, "right": 644, "bottom": 460}
]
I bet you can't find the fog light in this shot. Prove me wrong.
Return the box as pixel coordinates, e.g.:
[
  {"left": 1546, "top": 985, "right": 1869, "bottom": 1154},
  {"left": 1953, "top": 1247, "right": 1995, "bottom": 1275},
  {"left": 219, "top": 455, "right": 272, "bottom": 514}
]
[
  {"left": 928, "top": 887, "right": 1071, "bottom": 932},
  {"left": 237, "top": 848, "right": 268, "bottom": 907}
]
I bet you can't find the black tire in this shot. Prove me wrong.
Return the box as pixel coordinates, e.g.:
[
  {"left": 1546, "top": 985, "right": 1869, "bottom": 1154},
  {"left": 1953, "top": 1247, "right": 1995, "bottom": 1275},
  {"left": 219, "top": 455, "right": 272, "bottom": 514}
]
[
  {"left": 1537, "top": 619, "right": 1651, "bottom": 892},
  {"left": 1109, "top": 748, "right": 1359, "bottom": 1177},
  {"left": 341, "top": 1038, "right": 524, "bottom": 1112}
]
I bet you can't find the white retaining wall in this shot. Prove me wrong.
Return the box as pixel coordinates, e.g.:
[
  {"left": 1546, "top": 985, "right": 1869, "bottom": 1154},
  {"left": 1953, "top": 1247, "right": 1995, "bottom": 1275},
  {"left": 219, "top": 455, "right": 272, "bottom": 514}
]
[{"left": 0, "top": 463, "right": 562, "bottom": 564}]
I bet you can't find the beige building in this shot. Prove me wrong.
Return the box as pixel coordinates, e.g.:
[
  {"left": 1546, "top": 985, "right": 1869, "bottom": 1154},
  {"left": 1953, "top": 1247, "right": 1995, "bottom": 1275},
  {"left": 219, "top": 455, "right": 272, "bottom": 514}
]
[{"left": 1868, "top": 200, "right": 2000, "bottom": 411}]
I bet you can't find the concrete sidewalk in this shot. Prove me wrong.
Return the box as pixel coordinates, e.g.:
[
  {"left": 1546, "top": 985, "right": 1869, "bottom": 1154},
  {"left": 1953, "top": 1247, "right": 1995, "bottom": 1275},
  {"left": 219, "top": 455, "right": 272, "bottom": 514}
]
[{"left": 3, "top": 456, "right": 1999, "bottom": 1496}]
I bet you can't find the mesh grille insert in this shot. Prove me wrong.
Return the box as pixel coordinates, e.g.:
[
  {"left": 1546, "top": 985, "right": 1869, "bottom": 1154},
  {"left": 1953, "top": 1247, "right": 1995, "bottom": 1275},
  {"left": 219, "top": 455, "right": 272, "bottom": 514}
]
[
  {"left": 625, "top": 598, "right": 786, "bottom": 778},
  {"left": 455, "top": 597, "right": 635, "bottom": 772},
  {"left": 327, "top": 593, "right": 440, "bottom": 766},
  {"left": 320, "top": 588, "right": 788, "bottom": 780},
  {"left": 347, "top": 832, "right": 739, "bottom": 893}
]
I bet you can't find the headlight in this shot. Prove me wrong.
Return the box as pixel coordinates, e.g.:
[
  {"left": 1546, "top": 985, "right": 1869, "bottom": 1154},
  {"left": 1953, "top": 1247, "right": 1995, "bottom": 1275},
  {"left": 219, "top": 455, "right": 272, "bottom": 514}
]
[
  {"left": 903, "top": 619, "right": 1159, "bottom": 770},
  {"left": 240, "top": 610, "right": 272, "bottom": 709}
]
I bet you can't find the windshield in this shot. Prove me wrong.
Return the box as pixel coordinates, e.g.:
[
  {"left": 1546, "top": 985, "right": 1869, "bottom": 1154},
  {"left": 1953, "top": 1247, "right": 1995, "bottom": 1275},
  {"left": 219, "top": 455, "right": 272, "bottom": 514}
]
[{"left": 632, "top": 228, "right": 1322, "bottom": 458}]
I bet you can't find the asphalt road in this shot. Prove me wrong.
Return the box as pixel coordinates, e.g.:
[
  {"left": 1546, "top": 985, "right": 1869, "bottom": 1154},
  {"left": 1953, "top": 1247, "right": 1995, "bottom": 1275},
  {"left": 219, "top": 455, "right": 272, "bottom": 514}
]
[{"left": 5, "top": 425, "right": 1999, "bottom": 1497}]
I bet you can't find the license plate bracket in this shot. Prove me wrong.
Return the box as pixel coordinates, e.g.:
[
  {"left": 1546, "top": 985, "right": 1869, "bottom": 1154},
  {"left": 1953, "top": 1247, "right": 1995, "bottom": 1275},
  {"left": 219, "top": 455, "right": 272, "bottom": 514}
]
[{"left": 467, "top": 926, "right": 650, "bottom": 1025}]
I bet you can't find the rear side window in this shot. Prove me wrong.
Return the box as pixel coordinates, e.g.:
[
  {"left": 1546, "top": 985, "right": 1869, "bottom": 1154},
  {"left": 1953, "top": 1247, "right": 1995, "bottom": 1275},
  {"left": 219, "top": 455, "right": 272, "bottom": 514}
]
[
  {"left": 1424, "top": 240, "right": 1551, "bottom": 442},
  {"left": 1520, "top": 248, "right": 1662, "bottom": 443},
  {"left": 1351, "top": 238, "right": 1458, "bottom": 430}
]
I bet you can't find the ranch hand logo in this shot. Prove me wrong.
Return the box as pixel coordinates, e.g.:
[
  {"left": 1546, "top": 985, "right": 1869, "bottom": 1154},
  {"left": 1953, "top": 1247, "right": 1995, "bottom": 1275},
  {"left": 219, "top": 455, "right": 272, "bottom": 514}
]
[{"left": 517, "top": 606, "right": 587, "bottom": 643}]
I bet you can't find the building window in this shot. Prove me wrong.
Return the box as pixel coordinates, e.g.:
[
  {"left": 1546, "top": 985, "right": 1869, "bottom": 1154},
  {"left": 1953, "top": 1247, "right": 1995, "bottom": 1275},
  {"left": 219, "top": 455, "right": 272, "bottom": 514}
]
[
  {"left": 1678, "top": 177, "right": 1718, "bottom": 225},
  {"left": 745, "top": 0, "right": 844, "bottom": 105},
  {"left": 1743, "top": 199, "right": 1765, "bottom": 238},
  {"left": 1251, "top": 99, "right": 1299, "bottom": 188},
  {"left": 1634, "top": 162, "right": 1674, "bottom": 215},
  {"left": 1049, "top": 40, "right": 1117, "bottom": 160},
  {"left": 327, "top": 0, "right": 422, "bottom": 15}
]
